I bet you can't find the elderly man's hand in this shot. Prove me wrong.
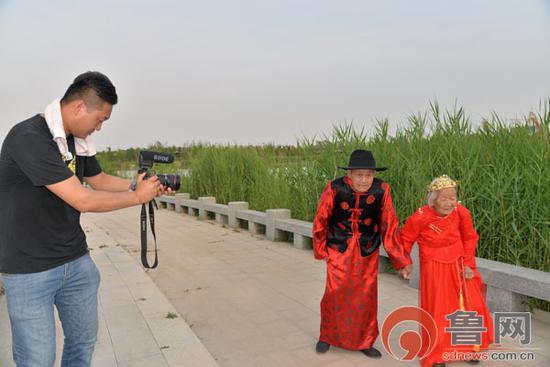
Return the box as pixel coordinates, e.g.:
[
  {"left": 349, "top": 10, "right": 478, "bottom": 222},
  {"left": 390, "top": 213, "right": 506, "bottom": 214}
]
[{"left": 399, "top": 264, "right": 413, "bottom": 280}]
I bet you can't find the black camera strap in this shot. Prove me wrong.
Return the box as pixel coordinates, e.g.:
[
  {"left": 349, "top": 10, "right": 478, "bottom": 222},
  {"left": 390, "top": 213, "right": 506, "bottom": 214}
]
[{"left": 140, "top": 200, "right": 159, "bottom": 269}]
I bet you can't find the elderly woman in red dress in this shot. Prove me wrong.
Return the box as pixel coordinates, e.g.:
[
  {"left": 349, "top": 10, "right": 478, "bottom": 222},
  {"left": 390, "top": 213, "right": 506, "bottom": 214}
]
[{"left": 399, "top": 175, "right": 493, "bottom": 367}]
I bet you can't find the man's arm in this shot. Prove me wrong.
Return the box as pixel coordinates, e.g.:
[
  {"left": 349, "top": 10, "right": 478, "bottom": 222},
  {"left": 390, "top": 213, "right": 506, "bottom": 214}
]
[
  {"left": 84, "top": 172, "right": 132, "bottom": 192},
  {"left": 47, "top": 173, "right": 160, "bottom": 213},
  {"left": 379, "top": 183, "right": 412, "bottom": 270},
  {"left": 312, "top": 181, "right": 335, "bottom": 260}
]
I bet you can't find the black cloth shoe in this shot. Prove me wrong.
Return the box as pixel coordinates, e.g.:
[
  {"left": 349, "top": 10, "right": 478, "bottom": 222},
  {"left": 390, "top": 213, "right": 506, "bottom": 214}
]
[
  {"left": 467, "top": 360, "right": 480, "bottom": 365},
  {"left": 315, "top": 341, "right": 330, "bottom": 353},
  {"left": 432, "top": 363, "right": 446, "bottom": 367},
  {"left": 361, "top": 347, "right": 382, "bottom": 358}
]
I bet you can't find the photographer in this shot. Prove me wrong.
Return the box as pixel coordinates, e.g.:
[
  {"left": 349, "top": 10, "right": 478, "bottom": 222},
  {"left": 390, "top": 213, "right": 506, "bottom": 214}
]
[{"left": 0, "top": 71, "right": 169, "bottom": 367}]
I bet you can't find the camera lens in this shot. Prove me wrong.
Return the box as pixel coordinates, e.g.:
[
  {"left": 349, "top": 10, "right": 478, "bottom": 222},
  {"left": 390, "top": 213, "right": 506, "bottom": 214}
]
[{"left": 157, "top": 174, "right": 181, "bottom": 191}]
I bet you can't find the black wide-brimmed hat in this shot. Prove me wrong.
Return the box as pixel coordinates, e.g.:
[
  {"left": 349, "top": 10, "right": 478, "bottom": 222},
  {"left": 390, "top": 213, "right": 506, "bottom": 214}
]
[{"left": 338, "top": 149, "right": 387, "bottom": 171}]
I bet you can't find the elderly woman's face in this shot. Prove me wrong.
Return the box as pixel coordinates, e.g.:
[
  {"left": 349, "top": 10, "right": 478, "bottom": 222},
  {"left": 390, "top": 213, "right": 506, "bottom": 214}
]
[
  {"left": 432, "top": 187, "right": 457, "bottom": 216},
  {"left": 348, "top": 169, "right": 375, "bottom": 193}
]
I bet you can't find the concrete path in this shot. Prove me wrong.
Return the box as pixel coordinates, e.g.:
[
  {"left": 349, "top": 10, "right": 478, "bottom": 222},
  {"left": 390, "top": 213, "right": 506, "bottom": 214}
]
[
  {"left": 2, "top": 206, "right": 549, "bottom": 366},
  {"left": 0, "top": 217, "right": 217, "bottom": 367}
]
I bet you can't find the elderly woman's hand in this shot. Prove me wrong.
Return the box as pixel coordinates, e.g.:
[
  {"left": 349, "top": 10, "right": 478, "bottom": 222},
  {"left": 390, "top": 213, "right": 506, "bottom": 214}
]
[{"left": 463, "top": 266, "right": 474, "bottom": 280}]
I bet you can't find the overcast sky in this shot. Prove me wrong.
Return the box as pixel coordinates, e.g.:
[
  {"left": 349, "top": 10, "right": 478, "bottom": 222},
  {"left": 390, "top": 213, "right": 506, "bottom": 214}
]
[{"left": 1, "top": 0, "right": 549, "bottom": 150}]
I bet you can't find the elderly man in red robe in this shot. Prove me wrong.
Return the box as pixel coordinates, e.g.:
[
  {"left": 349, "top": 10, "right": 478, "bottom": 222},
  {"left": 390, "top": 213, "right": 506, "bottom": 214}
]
[{"left": 313, "top": 149, "right": 412, "bottom": 358}]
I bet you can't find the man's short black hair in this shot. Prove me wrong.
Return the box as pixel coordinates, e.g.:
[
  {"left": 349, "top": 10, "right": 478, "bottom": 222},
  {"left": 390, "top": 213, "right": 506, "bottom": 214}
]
[{"left": 61, "top": 71, "right": 118, "bottom": 109}]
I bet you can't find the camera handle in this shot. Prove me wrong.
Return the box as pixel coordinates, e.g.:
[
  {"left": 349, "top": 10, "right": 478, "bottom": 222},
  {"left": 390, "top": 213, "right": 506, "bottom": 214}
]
[{"left": 140, "top": 200, "right": 159, "bottom": 269}]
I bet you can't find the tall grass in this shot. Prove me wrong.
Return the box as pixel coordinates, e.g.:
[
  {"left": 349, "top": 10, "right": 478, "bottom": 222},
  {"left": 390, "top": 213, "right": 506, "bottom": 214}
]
[{"left": 183, "top": 146, "right": 295, "bottom": 211}]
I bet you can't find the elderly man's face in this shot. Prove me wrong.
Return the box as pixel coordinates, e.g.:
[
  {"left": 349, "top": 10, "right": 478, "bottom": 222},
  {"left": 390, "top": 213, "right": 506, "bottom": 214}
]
[{"left": 348, "top": 169, "right": 375, "bottom": 193}]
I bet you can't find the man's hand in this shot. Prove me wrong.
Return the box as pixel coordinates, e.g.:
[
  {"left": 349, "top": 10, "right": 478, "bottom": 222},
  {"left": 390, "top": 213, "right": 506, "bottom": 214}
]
[
  {"left": 134, "top": 173, "right": 162, "bottom": 204},
  {"left": 157, "top": 185, "right": 175, "bottom": 197},
  {"left": 463, "top": 265, "right": 474, "bottom": 280},
  {"left": 399, "top": 264, "right": 413, "bottom": 280}
]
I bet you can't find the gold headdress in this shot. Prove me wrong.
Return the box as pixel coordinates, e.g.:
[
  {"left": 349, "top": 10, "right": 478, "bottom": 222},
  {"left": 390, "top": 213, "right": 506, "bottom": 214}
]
[{"left": 427, "top": 175, "right": 457, "bottom": 192}]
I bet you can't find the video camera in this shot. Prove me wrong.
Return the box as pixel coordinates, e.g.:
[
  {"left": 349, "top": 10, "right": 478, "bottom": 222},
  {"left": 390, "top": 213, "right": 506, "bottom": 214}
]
[{"left": 138, "top": 151, "right": 181, "bottom": 191}]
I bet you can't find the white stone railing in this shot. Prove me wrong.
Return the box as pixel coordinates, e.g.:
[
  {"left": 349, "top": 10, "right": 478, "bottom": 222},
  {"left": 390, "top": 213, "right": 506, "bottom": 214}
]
[{"left": 157, "top": 194, "right": 550, "bottom": 313}]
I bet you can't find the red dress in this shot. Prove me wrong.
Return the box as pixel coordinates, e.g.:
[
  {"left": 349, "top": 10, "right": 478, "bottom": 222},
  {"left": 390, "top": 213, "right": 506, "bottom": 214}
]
[
  {"left": 400, "top": 204, "right": 494, "bottom": 367},
  {"left": 313, "top": 176, "right": 411, "bottom": 350}
]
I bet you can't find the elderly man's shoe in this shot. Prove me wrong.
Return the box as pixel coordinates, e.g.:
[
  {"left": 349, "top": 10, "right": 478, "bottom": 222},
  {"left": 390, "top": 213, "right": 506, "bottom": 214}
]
[
  {"left": 315, "top": 341, "right": 330, "bottom": 353},
  {"left": 467, "top": 360, "right": 480, "bottom": 365},
  {"left": 432, "top": 363, "right": 446, "bottom": 367},
  {"left": 361, "top": 347, "right": 382, "bottom": 358}
]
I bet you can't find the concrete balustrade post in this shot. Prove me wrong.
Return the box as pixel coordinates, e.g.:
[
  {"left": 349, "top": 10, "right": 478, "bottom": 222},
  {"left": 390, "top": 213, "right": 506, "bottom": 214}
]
[
  {"left": 486, "top": 286, "right": 528, "bottom": 312},
  {"left": 266, "top": 209, "right": 291, "bottom": 241},
  {"left": 293, "top": 234, "right": 312, "bottom": 250},
  {"left": 215, "top": 213, "right": 228, "bottom": 225},
  {"left": 175, "top": 193, "right": 190, "bottom": 213},
  {"left": 198, "top": 197, "right": 216, "bottom": 220},
  {"left": 228, "top": 202, "right": 249, "bottom": 229}
]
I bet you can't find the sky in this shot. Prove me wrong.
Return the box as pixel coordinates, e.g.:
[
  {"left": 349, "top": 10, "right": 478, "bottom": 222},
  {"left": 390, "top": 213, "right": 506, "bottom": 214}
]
[{"left": 1, "top": 0, "right": 549, "bottom": 151}]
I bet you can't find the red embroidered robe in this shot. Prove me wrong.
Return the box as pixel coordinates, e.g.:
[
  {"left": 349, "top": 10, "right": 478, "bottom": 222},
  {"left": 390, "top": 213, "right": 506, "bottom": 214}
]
[{"left": 313, "top": 176, "right": 411, "bottom": 350}]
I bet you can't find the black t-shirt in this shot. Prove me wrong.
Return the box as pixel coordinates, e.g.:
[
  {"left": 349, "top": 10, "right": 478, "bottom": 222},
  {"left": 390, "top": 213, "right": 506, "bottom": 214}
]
[{"left": 0, "top": 114, "right": 102, "bottom": 273}]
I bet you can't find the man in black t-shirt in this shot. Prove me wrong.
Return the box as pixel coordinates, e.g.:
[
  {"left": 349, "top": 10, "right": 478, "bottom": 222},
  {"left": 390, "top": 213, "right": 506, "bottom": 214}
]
[{"left": 0, "top": 71, "right": 166, "bottom": 367}]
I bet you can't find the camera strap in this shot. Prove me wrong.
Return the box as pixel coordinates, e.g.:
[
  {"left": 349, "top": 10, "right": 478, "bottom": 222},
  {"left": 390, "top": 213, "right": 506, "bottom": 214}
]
[{"left": 140, "top": 200, "right": 159, "bottom": 269}]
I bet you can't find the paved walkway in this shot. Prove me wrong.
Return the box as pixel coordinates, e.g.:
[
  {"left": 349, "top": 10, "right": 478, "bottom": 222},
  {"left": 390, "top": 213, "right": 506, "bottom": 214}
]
[
  {"left": 2, "top": 207, "right": 550, "bottom": 366},
  {"left": 0, "top": 215, "right": 217, "bottom": 367}
]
